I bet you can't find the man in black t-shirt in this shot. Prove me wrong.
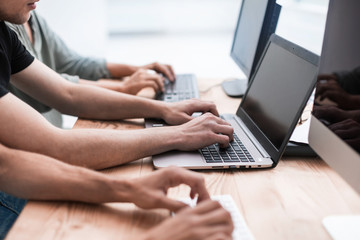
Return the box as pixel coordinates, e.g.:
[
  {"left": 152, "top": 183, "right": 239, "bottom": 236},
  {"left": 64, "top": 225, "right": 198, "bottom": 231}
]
[{"left": 0, "top": 0, "right": 233, "bottom": 239}]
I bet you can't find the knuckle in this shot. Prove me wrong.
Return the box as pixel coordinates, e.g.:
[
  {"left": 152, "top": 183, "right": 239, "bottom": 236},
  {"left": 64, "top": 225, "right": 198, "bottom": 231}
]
[{"left": 187, "top": 215, "right": 200, "bottom": 226}]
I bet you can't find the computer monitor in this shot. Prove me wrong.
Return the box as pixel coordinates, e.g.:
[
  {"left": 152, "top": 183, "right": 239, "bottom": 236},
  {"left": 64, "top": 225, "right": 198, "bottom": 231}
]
[
  {"left": 222, "top": 0, "right": 281, "bottom": 97},
  {"left": 308, "top": 0, "right": 360, "bottom": 238}
]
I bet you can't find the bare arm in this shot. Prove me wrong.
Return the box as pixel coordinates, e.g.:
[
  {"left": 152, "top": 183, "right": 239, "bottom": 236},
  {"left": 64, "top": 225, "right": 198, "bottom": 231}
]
[
  {"left": 0, "top": 143, "right": 211, "bottom": 210},
  {"left": 0, "top": 93, "right": 232, "bottom": 169},
  {"left": 107, "top": 62, "right": 175, "bottom": 81},
  {"left": 0, "top": 143, "right": 127, "bottom": 202},
  {"left": 0, "top": 144, "right": 232, "bottom": 239},
  {"left": 79, "top": 69, "right": 166, "bottom": 95},
  {"left": 10, "top": 60, "right": 214, "bottom": 125}
]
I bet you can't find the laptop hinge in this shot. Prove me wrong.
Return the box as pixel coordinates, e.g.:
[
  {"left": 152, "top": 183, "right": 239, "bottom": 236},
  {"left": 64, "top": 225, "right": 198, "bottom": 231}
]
[{"left": 233, "top": 117, "right": 271, "bottom": 158}]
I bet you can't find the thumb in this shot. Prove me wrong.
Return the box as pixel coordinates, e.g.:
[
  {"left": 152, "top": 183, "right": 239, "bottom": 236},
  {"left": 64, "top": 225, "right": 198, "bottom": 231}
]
[{"left": 157, "top": 197, "right": 189, "bottom": 212}]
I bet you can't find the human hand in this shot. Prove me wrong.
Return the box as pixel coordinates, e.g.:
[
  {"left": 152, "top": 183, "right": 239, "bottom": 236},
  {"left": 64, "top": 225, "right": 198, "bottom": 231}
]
[
  {"left": 127, "top": 167, "right": 210, "bottom": 212},
  {"left": 122, "top": 69, "right": 165, "bottom": 95},
  {"left": 329, "top": 119, "right": 360, "bottom": 152},
  {"left": 316, "top": 79, "right": 355, "bottom": 110},
  {"left": 173, "top": 112, "right": 234, "bottom": 150},
  {"left": 161, "top": 99, "right": 219, "bottom": 125},
  {"left": 317, "top": 73, "right": 338, "bottom": 82},
  {"left": 142, "top": 200, "right": 234, "bottom": 240},
  {"left": 142, "top": 62, "right": 176, "bottom": 81},
  {"left": 312, "top": 105, "right": 351, "bottom": 124}
]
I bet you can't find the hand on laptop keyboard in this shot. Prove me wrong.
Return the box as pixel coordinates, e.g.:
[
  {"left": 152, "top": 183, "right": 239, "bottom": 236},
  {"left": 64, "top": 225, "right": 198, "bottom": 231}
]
[{"left": 172, "top": 112, "right": 234, "bottom": 150}]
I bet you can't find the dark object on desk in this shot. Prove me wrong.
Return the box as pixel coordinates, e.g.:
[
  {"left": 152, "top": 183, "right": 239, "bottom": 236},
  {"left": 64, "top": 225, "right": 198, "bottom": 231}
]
[
  {"left": 225, "top": 0, "right": 281, "bottom": 98},
  {"left": 221, "top": 79, "right": 247, "bottom": 98},
  {"left": 308, "top": 1, "right": 360, "bottom": 238},
  {"left": 283, "top": 142, "right": 317, "bottom": 157}
]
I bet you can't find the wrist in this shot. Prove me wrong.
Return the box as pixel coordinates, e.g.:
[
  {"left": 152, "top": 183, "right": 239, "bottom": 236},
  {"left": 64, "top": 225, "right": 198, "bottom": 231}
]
[
  {"left": 146, "top": 100, "right": 170, "bottom": 119},
  {"left": 108, "top": 178, "right": 134, "bottom": 203},
  {"left": 159, "top": 102, "right": 172, "bottom": 120}
]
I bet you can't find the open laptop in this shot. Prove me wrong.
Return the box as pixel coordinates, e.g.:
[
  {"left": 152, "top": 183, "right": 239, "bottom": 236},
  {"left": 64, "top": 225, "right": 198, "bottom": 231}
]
[
  {"left": 152, "top": 34, "right": 319, "bottom": 169},
  {"left": 146, "top": 0, "right": 280, "bottom": 128}
]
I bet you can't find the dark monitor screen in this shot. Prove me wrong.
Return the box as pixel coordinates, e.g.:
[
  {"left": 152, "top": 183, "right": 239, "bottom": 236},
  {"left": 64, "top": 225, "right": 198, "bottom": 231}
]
[
  {"left": 240, "top": 37, "right": 318, "bottom": 150},
  {"left": 230, "top": 0, "right": 280, "bottom": 79},
  {"left": 309, "top": 0, "right": 360, "bottom": 194}
]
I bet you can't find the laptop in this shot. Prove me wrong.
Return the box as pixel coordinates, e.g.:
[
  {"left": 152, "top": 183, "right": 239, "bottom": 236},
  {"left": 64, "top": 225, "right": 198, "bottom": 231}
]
[{"left": 152, "top": 34, "right": 319, "bottom": 169}]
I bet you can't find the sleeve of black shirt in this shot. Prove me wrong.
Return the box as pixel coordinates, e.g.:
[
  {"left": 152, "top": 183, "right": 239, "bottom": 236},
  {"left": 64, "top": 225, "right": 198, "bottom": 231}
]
[
  {"left": 8, "top": 26, "right": 34, "bottom": 74},
  {"left": 0, "top": 24, "right": 34, "bottom": 98}
]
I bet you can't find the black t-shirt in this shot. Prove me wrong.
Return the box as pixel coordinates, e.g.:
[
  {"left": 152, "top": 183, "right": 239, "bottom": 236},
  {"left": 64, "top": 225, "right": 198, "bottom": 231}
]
[{"left": 0, "top": 21, "right": 34, "bottom": 98}]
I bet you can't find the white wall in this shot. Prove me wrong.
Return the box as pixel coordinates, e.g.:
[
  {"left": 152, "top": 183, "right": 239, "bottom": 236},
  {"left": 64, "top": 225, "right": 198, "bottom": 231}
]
[
  {"left": 107, "top": 0, "right": 241, "bottom": 34},
  {"left": 36, "top": 0, "right": 108, "bottom": 57}
]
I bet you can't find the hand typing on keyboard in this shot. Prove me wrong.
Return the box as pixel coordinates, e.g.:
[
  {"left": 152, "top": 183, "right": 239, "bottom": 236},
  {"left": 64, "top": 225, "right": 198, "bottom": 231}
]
[
  {"left": 141, "top": 62, "right": 176, "bottom": 81},
  {"left": 144, "top": 199, "right": 234, "bottom": 240},
  {"left": 178, "top": 195, "right": 255, "bottom": 240},
  {"left": 121, "top": 69, "right": 166, "bottom": 94},
  {"left": 171, "top": 112, "right": 234, "bottom": 149}
]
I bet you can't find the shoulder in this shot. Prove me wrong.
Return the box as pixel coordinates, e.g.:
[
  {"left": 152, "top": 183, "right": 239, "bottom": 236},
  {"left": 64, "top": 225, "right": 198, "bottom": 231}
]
[
  {"left": 0, "top": 21, "right": 16, "bottom": 46},
  {"left": 5, "top": 21, "right": 25, "bottom": 40}
]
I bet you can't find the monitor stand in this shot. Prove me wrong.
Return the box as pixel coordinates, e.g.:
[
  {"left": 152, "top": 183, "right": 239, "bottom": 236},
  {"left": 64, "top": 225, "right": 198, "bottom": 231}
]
[
  {"left": 323, "top": 215, "right": 360, "bottom": 240},
  {"left": 221, "top": 78, "right": 248, "bottom": 98}
]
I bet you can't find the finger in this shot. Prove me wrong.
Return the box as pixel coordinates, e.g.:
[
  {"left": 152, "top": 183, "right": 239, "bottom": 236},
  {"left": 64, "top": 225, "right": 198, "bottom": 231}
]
[
  {"left": 197, "top": 207, "right": 233, "bottom": 228},
  {"left": 211, "top": 133, "right": 232, "bottom": 148},
  {"left": 190, "top": 101, "right": 219, "bottom": 117},
  {"left": 167, "top": 65, "right": 176, "bottom": 81},
  {"left": 213, "top": 122, "right": 234, "bottom": 135},
  {"left": 321, "top": 91, "right": 339, "bottom": 102},
  {"left": 141, "top": 81, "right": 160, "bottom": 92},
  {"left": 333, "top": 129, "right": 358, "bottom": 139},
  {"left": 201, "top": 113, "right": 232, "bottom": 128},
  {"left": 154, "top": 64, "right": 175, "bottom": 81},
  {"left": 156, "top": 196, "right": 190, "bottom": 212},
  {"left": 188, "top": 200, "right": 223, "bottom": 215},
  {"left": 167, "top": 167, "right": 211, "bottom": 202},
  {"left": 206, "top": 231, "right": 234, "bottom": 240},
  {"left": 146, "top": 74, "right": 165, "bottom": 92},
  {"left": 329, "top": 119, "right": 353, "bottom": 130},
  {"left": 317, "top": 74, "right": 337, "bottom": 81}
]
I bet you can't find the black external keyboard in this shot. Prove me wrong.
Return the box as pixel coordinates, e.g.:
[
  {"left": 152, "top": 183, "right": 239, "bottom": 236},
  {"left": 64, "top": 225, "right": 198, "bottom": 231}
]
[
  {"left": 200, "top": 133, "right": 255, "bottom": 163},
  {"left": 156, "top": 74, "right": 199, "bottom": 102}
]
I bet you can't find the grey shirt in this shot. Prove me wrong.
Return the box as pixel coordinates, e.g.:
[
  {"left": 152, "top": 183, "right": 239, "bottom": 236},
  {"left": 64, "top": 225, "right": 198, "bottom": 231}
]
[{"left": 6, "top": 11, "right": 111, "bottom": 127}]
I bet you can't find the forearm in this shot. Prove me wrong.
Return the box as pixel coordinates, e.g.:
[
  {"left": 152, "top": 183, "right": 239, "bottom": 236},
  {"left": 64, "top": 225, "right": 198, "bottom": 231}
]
[
  {"left": 0, "top": 144, "right": 131, "bottom": 203},
  {"left": 79, "top": 78, "right": 126, "bottom": 92},
  {"left": 107, "top": 62, "right": 139, "bottom": 78},
  {"left": 0, "top": 94, "right": 180, "bottom": 169},
  {"left": 62, "top": 83, "right": 168, "bottom": 120},
  {"left": 54, "top": 126, "right": 181, "bottom": 169},
  {"left": 11, "top": 60, "right": 168, "bottom": 120}
]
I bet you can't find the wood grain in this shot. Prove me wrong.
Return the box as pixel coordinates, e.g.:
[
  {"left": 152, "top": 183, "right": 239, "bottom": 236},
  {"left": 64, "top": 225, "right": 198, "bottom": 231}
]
[{"left": 6, "top": 78, "right": 360, "bottom": 240}]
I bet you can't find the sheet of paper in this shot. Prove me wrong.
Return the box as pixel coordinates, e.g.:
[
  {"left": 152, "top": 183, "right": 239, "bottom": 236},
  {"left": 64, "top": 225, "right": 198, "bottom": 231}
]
[{"left": 290, "top": 119, "right": 310, "bottom": 144}]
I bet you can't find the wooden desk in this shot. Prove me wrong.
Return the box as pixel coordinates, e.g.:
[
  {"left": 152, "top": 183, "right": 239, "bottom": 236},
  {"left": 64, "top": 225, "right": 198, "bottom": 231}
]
[{"left": 6, "top": 78, "right": 360, "bottom": 240}]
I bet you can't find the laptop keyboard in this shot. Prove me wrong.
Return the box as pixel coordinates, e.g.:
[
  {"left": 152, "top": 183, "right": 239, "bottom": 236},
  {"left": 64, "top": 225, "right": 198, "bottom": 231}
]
[
  {"left": 156, "top": 74, "right": 199, "bottom": 102},
  {"left": 200, "top": 133, "right": 255, "bottom": 163}
]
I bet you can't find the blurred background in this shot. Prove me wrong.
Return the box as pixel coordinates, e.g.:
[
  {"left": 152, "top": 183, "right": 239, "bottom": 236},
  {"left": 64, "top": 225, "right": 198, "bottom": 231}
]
[{"left": 36, "top": 0, "right": 329, "bottom": 127}]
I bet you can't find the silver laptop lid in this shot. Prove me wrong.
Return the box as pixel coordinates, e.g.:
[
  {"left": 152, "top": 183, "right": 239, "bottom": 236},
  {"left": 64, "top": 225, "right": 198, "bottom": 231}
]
[{"left": 236, "top": 34, "right": 319, "bottom": 167}]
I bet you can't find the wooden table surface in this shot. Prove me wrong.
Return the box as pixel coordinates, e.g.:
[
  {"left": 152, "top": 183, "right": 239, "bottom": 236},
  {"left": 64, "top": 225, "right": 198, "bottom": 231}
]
[{"left": 6, "top": 78, "right": 360, "bottom": 240}]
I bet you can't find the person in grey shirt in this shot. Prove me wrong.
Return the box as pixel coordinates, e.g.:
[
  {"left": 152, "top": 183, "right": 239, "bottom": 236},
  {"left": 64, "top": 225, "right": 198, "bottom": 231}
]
[{"left": 6, "top": 11, "right": 175, "bottom": 127}]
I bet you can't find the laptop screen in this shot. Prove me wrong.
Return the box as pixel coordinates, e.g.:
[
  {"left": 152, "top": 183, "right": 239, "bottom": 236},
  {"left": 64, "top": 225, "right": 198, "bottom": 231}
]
[{"left": 239, "top": 36, "right": 318, "bottom": 150}]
